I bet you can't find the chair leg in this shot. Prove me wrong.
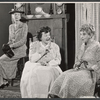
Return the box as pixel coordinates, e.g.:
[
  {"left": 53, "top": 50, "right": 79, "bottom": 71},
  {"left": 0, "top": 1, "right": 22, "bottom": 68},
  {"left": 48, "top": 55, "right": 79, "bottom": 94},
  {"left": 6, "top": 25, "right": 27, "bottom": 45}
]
[
  {"left": 94, "top": 84, "right": 100, "bottom": 97},
  {"left": 11, "top": 79, "right": 14, "bottom": 86},
  {"left": 8, "top": 79, "right": 13, "bottom": 86}
]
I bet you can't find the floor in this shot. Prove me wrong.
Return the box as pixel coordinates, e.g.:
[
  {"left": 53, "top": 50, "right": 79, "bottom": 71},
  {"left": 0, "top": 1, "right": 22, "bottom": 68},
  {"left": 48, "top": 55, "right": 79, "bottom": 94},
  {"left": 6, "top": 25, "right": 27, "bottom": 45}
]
[
  {"left": 1, "top": 81, "right": 100, "bottom": 98},
  {"left": 1, "top": 76, "right": 100, "bottom": 98},
  {"left": 2, "top": 80, "right": 20, "bottom": 92}
]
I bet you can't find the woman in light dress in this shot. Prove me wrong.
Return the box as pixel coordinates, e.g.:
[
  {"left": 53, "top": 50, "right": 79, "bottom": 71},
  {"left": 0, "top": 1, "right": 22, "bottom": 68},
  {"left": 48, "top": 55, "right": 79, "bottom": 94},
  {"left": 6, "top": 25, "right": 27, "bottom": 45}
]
[
  {"left": 20, "top": 26, "right": 62, "bottom": 98},
  {"left": 49, "top": 24, "right": 100, "bottom": 98},
  {"left": 0, "top": 9, "right": 28, "bottom": 88}
]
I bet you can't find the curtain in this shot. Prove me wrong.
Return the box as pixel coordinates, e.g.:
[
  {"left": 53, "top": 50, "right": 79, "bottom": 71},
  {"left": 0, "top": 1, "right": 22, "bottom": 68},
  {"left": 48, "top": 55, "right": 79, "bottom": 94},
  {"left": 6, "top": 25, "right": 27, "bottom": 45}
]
[{"left": 75, "top": 3, "right": 100, "bottom": 59}]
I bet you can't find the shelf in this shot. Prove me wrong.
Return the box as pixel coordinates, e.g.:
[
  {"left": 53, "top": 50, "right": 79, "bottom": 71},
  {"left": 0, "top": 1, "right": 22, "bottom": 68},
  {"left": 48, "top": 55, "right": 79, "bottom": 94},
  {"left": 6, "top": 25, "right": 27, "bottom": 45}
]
[{"left": 26, "top": 14, "right": 69, "bottom": 20}]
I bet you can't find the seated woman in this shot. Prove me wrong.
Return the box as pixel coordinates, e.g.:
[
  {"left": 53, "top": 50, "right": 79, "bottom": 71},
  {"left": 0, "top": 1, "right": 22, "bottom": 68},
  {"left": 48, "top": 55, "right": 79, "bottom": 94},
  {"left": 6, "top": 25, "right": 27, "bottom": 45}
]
[
  {"left": 20, "top": 26, "right": 62, "bottom": 98},
  {"left": 0, "top": 9, "right": 28, "bottom": 88},
  {"left": 49, "top": 24, "right": 100, "bottom": 98}
]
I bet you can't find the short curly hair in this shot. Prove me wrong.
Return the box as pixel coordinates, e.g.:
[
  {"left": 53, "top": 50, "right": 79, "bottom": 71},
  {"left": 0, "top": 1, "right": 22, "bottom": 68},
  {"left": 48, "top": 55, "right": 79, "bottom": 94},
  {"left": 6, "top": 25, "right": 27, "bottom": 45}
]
[
  {"left": 80, "top": 24, "right": 95, "bottom": 36},
  {"left": 37, "top": 26, "right": 51, "bottom": 41}
]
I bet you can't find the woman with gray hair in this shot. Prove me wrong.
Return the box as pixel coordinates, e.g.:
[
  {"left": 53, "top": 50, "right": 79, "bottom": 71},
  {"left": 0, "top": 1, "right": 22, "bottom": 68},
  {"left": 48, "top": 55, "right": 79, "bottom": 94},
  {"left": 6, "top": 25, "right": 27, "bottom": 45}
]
[
  {"left": 20, "top": 26, "right": 62, "bottom": 98},
  {"left": 49, "top": 24, "right": 100, "bottom": 98}
]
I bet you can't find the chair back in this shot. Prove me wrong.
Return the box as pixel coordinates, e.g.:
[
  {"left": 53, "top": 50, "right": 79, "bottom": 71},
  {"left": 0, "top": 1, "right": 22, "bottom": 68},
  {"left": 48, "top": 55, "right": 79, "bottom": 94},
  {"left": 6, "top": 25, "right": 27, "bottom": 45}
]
[{"left": 29, "top": 35, "right": 37, "bottom": 47}]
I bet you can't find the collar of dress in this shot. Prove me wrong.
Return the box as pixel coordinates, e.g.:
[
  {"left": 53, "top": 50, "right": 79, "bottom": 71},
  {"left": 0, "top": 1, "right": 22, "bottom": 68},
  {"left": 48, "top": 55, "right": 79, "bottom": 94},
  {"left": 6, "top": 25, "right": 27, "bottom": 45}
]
[{"left": 40, "top": 42, "right": 49, "bottom": 49}]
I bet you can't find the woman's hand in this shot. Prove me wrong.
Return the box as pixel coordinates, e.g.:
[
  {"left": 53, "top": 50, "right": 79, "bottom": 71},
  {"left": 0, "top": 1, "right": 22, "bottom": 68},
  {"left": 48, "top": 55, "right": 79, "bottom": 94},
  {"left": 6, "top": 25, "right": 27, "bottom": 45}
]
[
  {"left": 38, "top": 48, "right": 49, "bottom": 56},
  {"left": 9, "top": 44, "right": 14, "bottom": 49},
  {"left": 40, "top": 61, "right": 48, "bottom": 66},
  {"left": 74, "top": 66, "right": 80, "bottom": 70},
  {"left": 73, "top": 61, "right": 81, "bottom": 68}
]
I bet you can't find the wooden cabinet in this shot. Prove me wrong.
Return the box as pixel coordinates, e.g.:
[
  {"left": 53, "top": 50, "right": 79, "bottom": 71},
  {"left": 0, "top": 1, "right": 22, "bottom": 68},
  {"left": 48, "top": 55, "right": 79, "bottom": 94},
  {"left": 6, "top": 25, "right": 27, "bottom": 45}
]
[{"left": 27, "top": 14, "right": 69, "bottom": 71}]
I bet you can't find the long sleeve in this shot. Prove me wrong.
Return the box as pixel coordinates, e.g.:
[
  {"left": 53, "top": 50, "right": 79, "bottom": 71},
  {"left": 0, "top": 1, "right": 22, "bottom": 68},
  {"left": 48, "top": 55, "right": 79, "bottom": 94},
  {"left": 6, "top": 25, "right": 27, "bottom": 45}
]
[
  {"left": 10, "top": 23, "right": 28, "bottom": 48},
  {"left": 29, "top": 42, "right": 42, "bottom": 63},
  {"left": 92, "top": 46, "right": 100, "bottom": 73},
  {"left": 48, "top": 44, "right": 61, "bottom": 66},
  {"left": 8, "top": 25, "right": 12, "bottom": 43},
  {"left": 75, "top": 43, "right": 85, "bottom": 62},
  {"left": 73, "top": 43, "right": 85, "bottom": 68},
  {"left": 8, "top": 25, "right": 15, "bottom": 45}
]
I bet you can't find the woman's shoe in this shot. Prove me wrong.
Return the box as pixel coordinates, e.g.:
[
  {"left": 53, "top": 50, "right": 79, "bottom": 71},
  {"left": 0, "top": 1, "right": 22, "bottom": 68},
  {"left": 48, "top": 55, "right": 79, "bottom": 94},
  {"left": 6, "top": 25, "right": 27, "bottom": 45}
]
[
  {"left": 4, "top": 82, "right": 9, "bottom": 87},
  {"left": 5, "top": 83, "right": 9, "bottom": 87},
  {"left": 48, "top": 94, "right": 60, "bottom": 98},
  {"left": 0, "top": 84, "right": 5, "bottom": 89},
  {"left": 48, "top": 94, "right": 54, "bottom": 98},
  {"left": 3, "top": 80, "right": 9, "bottom": 87}
]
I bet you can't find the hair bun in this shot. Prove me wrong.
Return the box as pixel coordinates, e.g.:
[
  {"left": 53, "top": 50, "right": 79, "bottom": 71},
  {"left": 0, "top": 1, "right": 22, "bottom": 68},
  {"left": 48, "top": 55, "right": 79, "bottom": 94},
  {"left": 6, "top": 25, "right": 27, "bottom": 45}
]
[{"left": 89, "top": 24, "right": 95, "bottom": 32}]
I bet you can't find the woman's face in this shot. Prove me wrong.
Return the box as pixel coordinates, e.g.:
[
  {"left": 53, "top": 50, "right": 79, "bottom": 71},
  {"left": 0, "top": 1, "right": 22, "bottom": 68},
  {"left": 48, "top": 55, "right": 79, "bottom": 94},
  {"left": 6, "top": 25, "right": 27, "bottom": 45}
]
[
  {"left": 14, "top": 13, "right": 21, "bottom": 21},
  {"left": 41, "top": 32, "right": 51, "bottom": 44},
  {"left": 80, "top": 31, "right": 91, "bottom": 43}
]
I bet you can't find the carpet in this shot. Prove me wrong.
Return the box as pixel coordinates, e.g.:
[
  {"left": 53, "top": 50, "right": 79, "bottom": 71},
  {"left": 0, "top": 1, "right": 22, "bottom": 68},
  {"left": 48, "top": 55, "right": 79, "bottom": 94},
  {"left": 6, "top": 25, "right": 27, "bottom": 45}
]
[{"left": 0, "top": 90, "right": 21, "bottom": 98}]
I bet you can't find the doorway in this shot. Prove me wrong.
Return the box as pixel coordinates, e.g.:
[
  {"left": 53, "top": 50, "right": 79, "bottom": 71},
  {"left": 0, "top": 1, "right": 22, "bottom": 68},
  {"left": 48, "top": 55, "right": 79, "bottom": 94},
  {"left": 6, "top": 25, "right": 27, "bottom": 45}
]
[{"left": 67, "top": 4, "right": 75, "bottom": 69}]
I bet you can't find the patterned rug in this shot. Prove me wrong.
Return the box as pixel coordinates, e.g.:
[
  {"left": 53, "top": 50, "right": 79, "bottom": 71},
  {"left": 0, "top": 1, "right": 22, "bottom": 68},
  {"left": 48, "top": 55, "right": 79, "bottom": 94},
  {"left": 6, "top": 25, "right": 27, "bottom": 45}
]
[{"left": 0, "top": 90, "right": 21, "bottom": 98}]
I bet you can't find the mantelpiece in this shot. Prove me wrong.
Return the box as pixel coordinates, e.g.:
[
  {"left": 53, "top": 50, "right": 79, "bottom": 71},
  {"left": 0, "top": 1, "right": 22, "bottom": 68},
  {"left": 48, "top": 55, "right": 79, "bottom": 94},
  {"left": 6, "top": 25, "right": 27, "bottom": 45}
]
[{"left": 27, "top": 14, "right": 68, "bottom": 20}]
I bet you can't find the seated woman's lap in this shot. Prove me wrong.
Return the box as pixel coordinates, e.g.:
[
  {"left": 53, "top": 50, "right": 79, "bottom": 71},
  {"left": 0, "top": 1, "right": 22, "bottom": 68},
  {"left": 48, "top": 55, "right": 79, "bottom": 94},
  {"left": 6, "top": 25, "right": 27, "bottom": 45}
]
[
  {"left": 50, "top": 69, "right": 93, "bottom": 90},
  {"left": 21, "top": 61, "right": 61, "bottom": 85},
  {"left": 0, "top": 54, "right": 21, "bottom": 61}
]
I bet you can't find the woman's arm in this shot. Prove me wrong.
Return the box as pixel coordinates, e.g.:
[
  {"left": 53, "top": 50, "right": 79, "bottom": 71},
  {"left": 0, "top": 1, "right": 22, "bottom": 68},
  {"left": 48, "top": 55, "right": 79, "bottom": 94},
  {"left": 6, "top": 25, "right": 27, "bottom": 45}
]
[
  {"left": 73, "top": 43, "right": 85, "bottom": 68},
  {"left": 10, "top": 23, "right": 28, "bottom": 49},
  {"left": 48, "top": 44, "right": 61, "bottom": 66},
  {"left": 29, "top": 42, "right": 47, "bottom": 63},
  {"left": 91, "top": 46, "right": 100, "bottom": 73},
  {"left": 8, "top": 25, "right": 15, "bottom": 45}
]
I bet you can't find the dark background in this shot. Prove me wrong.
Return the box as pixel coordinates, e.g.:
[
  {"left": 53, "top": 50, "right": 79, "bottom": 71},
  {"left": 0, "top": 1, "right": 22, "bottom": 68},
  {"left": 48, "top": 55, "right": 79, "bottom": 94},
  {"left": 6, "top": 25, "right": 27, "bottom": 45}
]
[
  {"left": 0, "top": 3, "right": 13, "bottom": 56},
  {"left": 67, "top": 4, "right": 75, "bottom": 69}
]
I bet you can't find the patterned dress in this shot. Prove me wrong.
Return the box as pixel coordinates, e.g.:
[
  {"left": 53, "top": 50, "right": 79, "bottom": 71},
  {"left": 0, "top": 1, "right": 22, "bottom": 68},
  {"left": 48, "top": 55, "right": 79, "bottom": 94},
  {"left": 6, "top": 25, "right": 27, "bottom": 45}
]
[
  {"left": 0, "top": 22, "right": 28, "bottom": 85},
  {"left": 20, "top": 41, "right": 62, "bottom": 98},
  {"left": 49, "top": 40, "right": 100, "bottom": 98}
]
